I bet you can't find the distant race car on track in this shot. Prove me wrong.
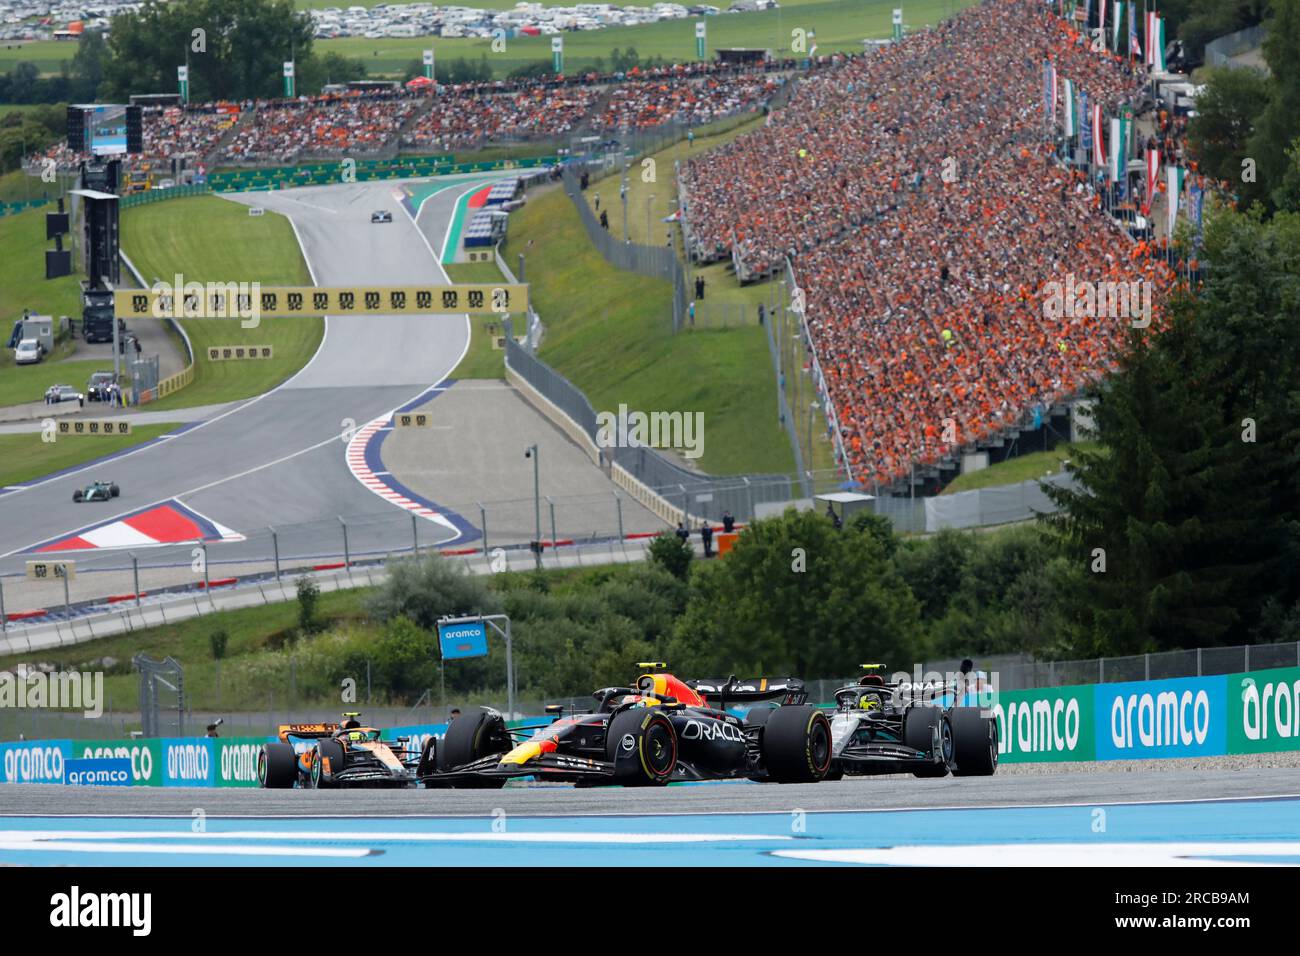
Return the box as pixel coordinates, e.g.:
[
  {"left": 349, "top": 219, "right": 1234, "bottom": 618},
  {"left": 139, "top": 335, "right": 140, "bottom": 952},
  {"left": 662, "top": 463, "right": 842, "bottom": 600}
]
[
  {"left": 418, "top": 664, "right": 832, "bottom": 788},
  {"left": 821, "top": 665, "right": 998, "bottom": 780},
  {"left": 72, "top": 480, "right": 119, "bottom": 503},
  {"left": 370, "top": 210, "right": 393, "bottom": 223},
  {"left": 258, "top": 713, "right": 420, "bottom": 788}
]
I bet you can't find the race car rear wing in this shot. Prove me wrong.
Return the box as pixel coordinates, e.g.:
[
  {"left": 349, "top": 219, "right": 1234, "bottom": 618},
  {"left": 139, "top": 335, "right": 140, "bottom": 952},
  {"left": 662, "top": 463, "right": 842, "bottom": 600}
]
[
  {"left": 686, "top": 677, "right": 808, "bottom": 708},
  {"left": 277, "top": 723, "right": 339, "bottom": 740}
]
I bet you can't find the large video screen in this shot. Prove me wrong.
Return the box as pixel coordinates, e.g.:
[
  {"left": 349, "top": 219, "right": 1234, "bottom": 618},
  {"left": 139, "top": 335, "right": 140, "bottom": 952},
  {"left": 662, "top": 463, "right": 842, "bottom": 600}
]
[{"left": 86, "top": 104, "right": 128, "bottom": 156}]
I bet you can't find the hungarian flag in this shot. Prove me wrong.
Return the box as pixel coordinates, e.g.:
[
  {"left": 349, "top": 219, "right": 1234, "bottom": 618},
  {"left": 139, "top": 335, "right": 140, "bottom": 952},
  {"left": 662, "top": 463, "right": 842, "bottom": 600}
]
[
  {"left": 1148, "top": 14, "right": 1167, "bottom": 71},
  {"left": 1092, "top": 103, "right": 1106, "bottom": 167},
  {"left": 1144, "top": 148, "right": 1160, "bottom": 214},
  {"left": 1167, "top": 165, "right": 1185, "bottom": 237},
  {"left": 1108, "top": 116, "right": 1126, "bottom": 185}
]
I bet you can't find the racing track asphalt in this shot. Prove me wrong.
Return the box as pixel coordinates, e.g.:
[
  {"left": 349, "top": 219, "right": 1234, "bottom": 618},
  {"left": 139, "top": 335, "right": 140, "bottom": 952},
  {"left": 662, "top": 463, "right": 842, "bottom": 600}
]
[
  {"left": 0, "top": 175, "right": 509, "bottom": 576},
  {"left": 0, "top": 768, "right": 1295, "bottom": 816}
]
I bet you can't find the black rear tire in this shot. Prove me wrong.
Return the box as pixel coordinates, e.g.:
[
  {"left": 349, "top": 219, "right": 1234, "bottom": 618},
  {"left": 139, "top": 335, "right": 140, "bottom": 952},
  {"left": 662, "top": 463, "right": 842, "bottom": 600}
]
[
  {"left": 903, "top": 707, "right": 952, "bottom": 778},
  {"left": 606, "top": 708, "right": 677, "bottom": 786},
  {"left": 109, "top": 484, "right": 120, "bottom": 497},
  {"left": 311, "top": 738, "right": 345, "bottom": 788},
  {"left": 823, "top": 764, "right": 845, "bottom": 782},
  {"left": 951, "top": 707, "right": 998, "bottom": 776},
  {"left": 257, "top": 742, "right": 298, "bottom": 789},
  {"left": 442, "top": 711, "right": 510, "bottom": 788},
  {"left": 72, "top": 490, "right": 83, "bottom": 502},
  {"left": 760, "top": 705, "right": 832, "bottom": 783}
]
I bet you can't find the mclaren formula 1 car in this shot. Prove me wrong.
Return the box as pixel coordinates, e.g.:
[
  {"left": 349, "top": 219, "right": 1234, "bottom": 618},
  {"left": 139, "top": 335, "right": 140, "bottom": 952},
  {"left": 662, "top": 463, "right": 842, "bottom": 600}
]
[
  {"left": 824, "top": 665, "right": 998, "bottom": 779},
  {"left": 257, "top": 713, "right": 420, "bottom": 788},
  {"left": 417, "top": 665, "right": 833, "bottom": 788},
  {"left": 73, "top": 480, "right": 119, "bottom": 502}
]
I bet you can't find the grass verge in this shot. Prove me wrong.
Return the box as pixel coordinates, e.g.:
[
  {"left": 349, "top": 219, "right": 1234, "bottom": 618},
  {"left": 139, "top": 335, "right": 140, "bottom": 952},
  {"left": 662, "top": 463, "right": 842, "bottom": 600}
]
[
  {"left": 941, "top": 443, "right": 1099, "bottom": 495},
  {"left": 121, "top": 195, "right": 321, "bottom": 411},
  {"left": 0, "top": 422, "right": 179, "bottom": 488}
]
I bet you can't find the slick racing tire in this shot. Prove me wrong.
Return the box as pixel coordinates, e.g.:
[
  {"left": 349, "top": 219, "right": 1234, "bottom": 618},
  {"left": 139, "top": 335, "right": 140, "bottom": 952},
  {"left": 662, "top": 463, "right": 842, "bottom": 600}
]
[
  {"left": 72, "top": 490, "right": 84, "bottom": 502},
  {"left": 951, "top": 706, "right": 999, "bottom": 776},
  {"left": 109, "top": 483, "right": 120, "bottom": 497},
  {"left": 257, "top": 742, "right": 298, "bottom": 789},
  {"left": 311, "top": 738, "right": 345, "bottom": 789},
  {"left": 822, "top": 764, "right": 845, "bottom": 782},
  {"left": 442, "top": 711, "right": 510, "bottom": 788},
  {"left": 760, "top": 705, "right": 832, "bottom": 783},
  {"left": 903, "top": 707, "right": 952, "bottom": 778},
  {"left": 607, "top": 708, "right": 677, "bottom": 786}
]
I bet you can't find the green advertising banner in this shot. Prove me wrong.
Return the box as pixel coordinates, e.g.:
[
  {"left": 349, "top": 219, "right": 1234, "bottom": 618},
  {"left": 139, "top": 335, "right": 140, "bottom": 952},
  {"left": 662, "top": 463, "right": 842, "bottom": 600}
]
[
  {"left": 214, "top": 736, "right": 273, "bottom": 788},
  {"left": 73, "top": 739, "right": 163, "bottom": 787},
  {"left": 1227, "top": 666, "right": 1300, "bottom": 754},
  {"left": 991, "top": 685, "right": 1095, "bottom": 763}
]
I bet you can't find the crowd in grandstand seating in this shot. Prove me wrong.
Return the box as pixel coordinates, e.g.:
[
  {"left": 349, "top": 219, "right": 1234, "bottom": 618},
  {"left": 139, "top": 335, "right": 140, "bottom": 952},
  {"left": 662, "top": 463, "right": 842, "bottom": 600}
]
[
  {"left": 222, "top": 91, "right": 422, "bottom": 163},
  {"left": 681, "top": 0, "right": 1180, "bottom": 488},
  {"left": 598, "top": 73, "right": 786, "bottom": 131},
  {"left": 401, "top": 85, "right": 601, "bottom": 151},
  {"left": 34, "top": 104, "right": 238, "bottom": 171}
]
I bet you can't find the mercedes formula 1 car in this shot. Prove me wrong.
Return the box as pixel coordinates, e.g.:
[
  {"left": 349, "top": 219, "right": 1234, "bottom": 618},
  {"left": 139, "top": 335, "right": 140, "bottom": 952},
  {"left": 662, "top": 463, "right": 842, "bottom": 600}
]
[
  {"left": 823, "top": 665, "right": 998, "bottom": 779},
  {"left": 417, "top": 665, "right": 832, "bottom": 788},
  {"left": 257, "top": 713, "right": 420, "bottom": 788},
  {"left": 72, "top": 480, "right": 119, "bottom": 502}
]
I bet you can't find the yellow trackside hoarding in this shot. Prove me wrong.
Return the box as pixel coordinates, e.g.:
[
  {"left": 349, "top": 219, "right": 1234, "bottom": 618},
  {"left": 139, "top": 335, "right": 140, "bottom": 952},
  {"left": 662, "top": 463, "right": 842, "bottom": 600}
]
[{"left": 114, "top": 284, "right": 528, "bottom": 320}]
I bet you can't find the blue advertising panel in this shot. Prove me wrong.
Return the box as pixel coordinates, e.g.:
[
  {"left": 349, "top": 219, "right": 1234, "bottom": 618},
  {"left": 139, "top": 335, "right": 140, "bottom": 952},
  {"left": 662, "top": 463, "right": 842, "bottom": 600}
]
[
  {"left": 0, "top": 740, "right": 72, "bottom": 784},
  {"left": 1094, "top": 675, "right": 1228, "bottom": 760},
  {"left": 161, "top": 738, "right": 215, "bottom": 787},
  {"left": 438, "top": 620, "right": 489, "bottom": 660},
  {"left": 64, "top": 758, "right": 133, "bottom": 786}
]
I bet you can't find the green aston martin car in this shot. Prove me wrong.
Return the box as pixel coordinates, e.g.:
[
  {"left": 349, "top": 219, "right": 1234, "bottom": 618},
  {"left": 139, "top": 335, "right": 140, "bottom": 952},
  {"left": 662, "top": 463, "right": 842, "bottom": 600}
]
[{"left": 72, "top": 480, "right": 120, "bottom": 503}]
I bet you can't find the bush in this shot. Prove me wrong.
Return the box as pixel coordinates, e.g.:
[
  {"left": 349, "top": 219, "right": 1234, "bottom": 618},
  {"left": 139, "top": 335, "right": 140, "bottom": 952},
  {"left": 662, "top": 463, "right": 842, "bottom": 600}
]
[
  {"left": 648, "top": 531, "right": 693, "bottom": 580},
  {"left": 296, "top": 576, "right": 321, "bottom": 637},
  {"left": 209, "top": 629, "right": 229, "bottom": 661},
  {"left": 367, "top": 554, "right": 501, "bottom": 630}
]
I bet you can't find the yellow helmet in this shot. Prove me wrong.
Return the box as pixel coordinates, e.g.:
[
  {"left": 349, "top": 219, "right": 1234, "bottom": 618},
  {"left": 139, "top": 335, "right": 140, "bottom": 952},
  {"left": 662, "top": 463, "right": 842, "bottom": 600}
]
[{"left": 859, "top": 695, "right": 880, "bottom": 712}]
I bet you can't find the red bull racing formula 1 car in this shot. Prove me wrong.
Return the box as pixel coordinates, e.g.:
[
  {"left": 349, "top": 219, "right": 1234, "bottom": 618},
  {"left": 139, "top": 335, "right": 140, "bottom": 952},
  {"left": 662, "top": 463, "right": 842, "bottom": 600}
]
[
  {"left": 417, "top": 664, "right": 832, "bottom": 788},
  {"left": 257, "top": 713, "right": 420, "bottom": 788}
]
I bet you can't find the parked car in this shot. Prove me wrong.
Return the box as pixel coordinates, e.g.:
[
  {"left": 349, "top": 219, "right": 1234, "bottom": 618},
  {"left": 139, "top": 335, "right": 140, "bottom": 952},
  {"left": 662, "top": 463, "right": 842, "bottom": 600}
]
[
  {"left": 14, "top": 338, "right": 43, "bottom": 365},
  {"left": 86, "top": 370, "right": 118, "bottom": 402},
  {"left": 45, "top": 384, "right": 84, "bottom": 406}
]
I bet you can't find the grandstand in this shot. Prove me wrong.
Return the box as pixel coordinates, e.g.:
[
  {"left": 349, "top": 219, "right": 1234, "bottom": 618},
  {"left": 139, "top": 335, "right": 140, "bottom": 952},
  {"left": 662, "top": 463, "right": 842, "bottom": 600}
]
[{"left": 680, "top": 0, "right": 1184, "bottom": 492}]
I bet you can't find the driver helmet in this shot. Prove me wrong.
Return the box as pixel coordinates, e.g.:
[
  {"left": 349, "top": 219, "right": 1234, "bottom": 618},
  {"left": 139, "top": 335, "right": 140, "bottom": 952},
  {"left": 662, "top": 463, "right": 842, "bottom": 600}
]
[
  {"left": 347, "top": 730, "right": 365, "bottom": 742},
  {"left": 859, "top": 692, "right": 882, "bottom": 713}
]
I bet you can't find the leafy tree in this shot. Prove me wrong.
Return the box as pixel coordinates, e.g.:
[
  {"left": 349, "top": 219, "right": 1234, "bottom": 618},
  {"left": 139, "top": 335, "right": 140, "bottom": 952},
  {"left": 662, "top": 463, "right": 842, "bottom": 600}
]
[
  {"left": 894, "top": 529, "right": 974, "bottom": 621},
  {"left": 667, "top": 509, "right": 921, "bottom": 678},
  {"left": 103, "top": 0, "right": 315, "bottom": 102},
  {"left": 70, "top": 30, "right": 109, "bottom": 102},
  {"left": 1045, "top": 208, "right": 1300, "bottom": 653},
  {"left": 1245, "top": 0, "right": 1300, "bottom": 212},
  {"left": 1187, "top": 66, "right": 1271, "bottom": 198},
  {"left": 647, "top": 531, "right": 693, "bottom": 580}
]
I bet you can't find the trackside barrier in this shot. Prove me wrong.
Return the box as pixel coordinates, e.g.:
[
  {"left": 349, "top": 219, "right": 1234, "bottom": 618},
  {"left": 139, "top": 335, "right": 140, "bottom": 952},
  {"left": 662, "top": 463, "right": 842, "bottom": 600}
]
[
  {"left": 4, "top": 667, "right": 1300, "bottom": 781},
  {"left": 0, "top": 719, "right": 546, "bottom": 785}
]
